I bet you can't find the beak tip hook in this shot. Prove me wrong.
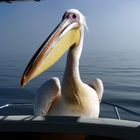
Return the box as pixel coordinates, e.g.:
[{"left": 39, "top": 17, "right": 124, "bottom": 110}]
[{"left": 20, "top": 77, "right": 27, "bottom": 88}]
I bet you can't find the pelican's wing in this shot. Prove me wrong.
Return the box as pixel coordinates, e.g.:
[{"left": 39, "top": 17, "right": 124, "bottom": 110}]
[
  {"left": 34, "top": 77, "right": 61, "bottom": 115},
  {"left": 89, "top": 78, "right": 104, "bottom": 102}
]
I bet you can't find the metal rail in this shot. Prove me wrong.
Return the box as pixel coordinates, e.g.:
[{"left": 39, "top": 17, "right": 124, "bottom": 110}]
[
  {"left": 0, "top": 102, "right": 139, "bottom": 120},
  {"left": 0, "top": 103, "right": 33, "bottom": 109},
  {"left": 102, "top": 101, "right": 140, "bottom": 119}
]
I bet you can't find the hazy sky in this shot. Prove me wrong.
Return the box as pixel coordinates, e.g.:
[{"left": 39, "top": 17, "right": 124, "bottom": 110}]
[{"left": 0, "top": 0, "right": 140, "bottom": 55}]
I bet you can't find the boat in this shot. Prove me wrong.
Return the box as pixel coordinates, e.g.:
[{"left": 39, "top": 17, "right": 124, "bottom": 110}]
[{"left": 0, "top": 102, "right": 139, "bottom": 140}]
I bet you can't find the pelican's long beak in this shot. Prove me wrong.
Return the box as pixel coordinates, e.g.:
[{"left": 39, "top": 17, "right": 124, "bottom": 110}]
[{"left": 21, "top": 17, "right": 81, "bottom": 87}]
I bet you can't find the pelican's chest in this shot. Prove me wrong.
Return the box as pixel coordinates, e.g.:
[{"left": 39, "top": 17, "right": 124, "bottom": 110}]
[{"left": 62, "top": 87, "right": 100, "bottom": 117}]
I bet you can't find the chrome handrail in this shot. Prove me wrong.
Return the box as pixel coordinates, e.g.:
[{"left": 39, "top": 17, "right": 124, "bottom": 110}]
[
  {"left": 0, "top": 102, "right": 139, "bottom": 120},
  {"left": 102, "top": 101, "right": 140, "bottom": 120},
  {"left": 0, "top": 103, "right": 33, "bottom": 109}
]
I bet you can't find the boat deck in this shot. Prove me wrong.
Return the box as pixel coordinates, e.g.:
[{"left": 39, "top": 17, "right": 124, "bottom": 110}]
[{"left": 0, "top": 116, "right": 139, "bottom": 140}]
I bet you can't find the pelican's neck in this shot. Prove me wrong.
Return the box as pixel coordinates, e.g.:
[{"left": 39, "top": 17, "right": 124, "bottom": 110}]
[{"left": 62, "top": 26, "right": 85, "bottom": 103}]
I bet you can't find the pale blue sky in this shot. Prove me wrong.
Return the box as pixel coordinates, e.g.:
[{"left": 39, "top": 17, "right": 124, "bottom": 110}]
[{"left": 0, "top": 0, "right": 140, "bottom": 55}]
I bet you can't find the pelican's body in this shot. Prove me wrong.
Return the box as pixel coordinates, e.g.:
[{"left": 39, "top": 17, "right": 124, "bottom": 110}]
[{"left": 21, "top": 9, "right": 104, "bottom": 118}]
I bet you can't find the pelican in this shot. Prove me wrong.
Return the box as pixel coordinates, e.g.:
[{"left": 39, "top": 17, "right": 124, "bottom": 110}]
[{"left": 21, "top": 9, "right": 104, "bottom": 118}]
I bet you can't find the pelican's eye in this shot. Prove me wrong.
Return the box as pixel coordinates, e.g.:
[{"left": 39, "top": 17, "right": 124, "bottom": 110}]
[
  {"left": 63, "top": 12, "right": 79, "bottom": 22},
  {"left": 69, "top": 13, "right": 77, "bottom": 20},
  {"left": 67, "top": 13, "right": 79, "bottom": 22},
  {"left": 72, "top": 14, "right": 76, "bottom": 19}
]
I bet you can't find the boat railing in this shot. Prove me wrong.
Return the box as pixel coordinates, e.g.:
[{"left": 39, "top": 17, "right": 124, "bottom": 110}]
[
  {"left": 0, "top": 103, "right": 33, "bottom": 109},
  {"left": 0, "top": 101, "right": 140, "bottom": 120},
  {"left": 102, "top": 101, "right": 140, "bottom": 120}
]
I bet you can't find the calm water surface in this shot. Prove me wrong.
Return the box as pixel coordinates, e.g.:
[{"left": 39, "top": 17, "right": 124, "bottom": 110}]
[{"left": 0, "top": 49, "right": 140, "bottom": 121}]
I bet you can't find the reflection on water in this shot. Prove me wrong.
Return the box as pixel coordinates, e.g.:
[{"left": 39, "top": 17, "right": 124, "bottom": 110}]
[{"left": 0, "top": 50, "right": 140, "bottom": 121}]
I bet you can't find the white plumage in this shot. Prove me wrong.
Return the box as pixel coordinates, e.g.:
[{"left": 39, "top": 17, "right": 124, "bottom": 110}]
[{"left": 21, "top": 9, "right": 104, "bottom": 118}]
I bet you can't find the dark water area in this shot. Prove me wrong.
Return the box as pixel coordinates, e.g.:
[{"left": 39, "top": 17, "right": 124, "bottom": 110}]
[{"left": 0, "top": 49, "right": 140, "bottom": 121}]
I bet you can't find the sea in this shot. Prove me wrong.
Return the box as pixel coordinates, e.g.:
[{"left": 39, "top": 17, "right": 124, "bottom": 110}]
[{"left": 0, "top": 49, "right": 140, "bottom": 122}]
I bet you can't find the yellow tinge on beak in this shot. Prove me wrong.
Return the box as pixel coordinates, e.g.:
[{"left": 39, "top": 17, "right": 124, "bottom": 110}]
[{"left": 21, "top": 18, "right": 81, "bottom": 87}]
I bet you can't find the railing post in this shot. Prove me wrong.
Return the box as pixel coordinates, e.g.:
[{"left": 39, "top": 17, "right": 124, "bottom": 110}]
[{"left": 114, "top": 107, "right": 121, "bottom": 120}]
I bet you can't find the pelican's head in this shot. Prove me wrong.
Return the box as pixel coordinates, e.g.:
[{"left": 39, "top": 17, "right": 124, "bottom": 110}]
[
  {"left": 64, "top": 9, "right": 87, "bottom": 29},
  {"left": 21, "top": 9, "right": 87, "bottom": 87}
]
